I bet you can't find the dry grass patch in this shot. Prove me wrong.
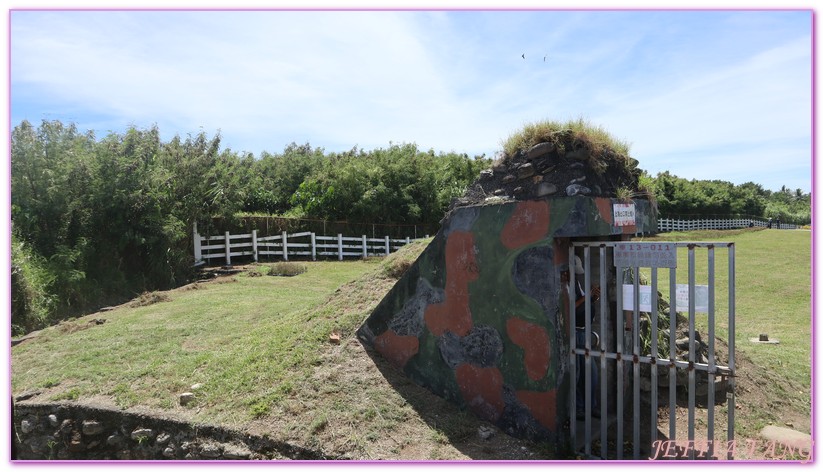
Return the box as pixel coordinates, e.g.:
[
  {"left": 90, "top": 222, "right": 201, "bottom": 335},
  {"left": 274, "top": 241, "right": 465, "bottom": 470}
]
[{"left": 128, "top": 291, "right": 170, "bottom": 308}]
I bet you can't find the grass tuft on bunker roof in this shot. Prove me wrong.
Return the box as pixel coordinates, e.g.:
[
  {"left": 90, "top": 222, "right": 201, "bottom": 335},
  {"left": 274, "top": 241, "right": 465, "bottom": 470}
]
[{"left": 501, "top": 117, "right": 632, "bottom": 159}]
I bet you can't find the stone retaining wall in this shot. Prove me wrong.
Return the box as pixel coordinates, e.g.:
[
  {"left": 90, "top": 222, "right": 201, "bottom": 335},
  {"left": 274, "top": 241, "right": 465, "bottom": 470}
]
[{"left": 12, "top": 402, "right": 327, "bottom": 461}]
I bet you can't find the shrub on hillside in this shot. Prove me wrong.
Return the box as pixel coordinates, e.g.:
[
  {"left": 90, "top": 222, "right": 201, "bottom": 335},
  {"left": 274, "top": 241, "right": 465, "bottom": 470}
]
[
  {"left": 267, "top": 262, "right": 307, "bottom": 277},
  {"left": 11, "top": 233, "right": 55, "bottom": 336}
]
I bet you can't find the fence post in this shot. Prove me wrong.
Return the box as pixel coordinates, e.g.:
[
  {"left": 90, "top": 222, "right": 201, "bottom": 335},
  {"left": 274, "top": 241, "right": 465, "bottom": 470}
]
[
  {"left": 406, "top": 236, "right": 410, "bottom": 245},
  {"left": 225, "top": 231, "right": 231, "bottom": 266},
  {"left": 282, "top": 231, "right": 289, "bottom": 261},
  {"left": 193, "top": 222, "right": 202, "bottom": 264},
  {"left": 311, "top": 233, "right": 317, "bottom": 261},
  {"left": 252, "top": 230, "right": 258, "bottom": 262},
  {"left": 385, "top": 236, "right": 390, "bottom": 256},
  {"left": 337, "top": 234, "right": 344, "bottom": 261},
  {"left": 362, "top": 235, "right": 368, "bottom": 259}
]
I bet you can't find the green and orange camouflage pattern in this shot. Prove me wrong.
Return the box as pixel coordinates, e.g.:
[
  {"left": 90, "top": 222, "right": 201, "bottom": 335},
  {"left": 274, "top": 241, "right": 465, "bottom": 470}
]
[{"left": 357, "top": 196, "right": 655, "bottom": 446}]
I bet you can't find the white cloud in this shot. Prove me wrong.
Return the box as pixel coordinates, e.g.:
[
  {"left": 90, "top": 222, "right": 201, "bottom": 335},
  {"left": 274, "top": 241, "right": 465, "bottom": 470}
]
[
  {"left": 13, "top": 12, "right": 455, "bottom": 149},
  {"left": 10, "top": 10, "right": 812, "bottom": 191}
]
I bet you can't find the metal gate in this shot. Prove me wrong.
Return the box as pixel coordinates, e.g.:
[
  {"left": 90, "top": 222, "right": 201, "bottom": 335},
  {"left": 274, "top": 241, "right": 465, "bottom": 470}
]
[{"left": 568, "top": 241, "right": 735, "bottom": 460}]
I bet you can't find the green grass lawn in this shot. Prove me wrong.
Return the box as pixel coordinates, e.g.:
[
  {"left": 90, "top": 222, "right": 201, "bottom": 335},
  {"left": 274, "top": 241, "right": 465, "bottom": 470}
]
[
  {"left": 639, "top": 228, "right": 812, "bottom": 438},
  {"left": 12, "top": 259, "right": 382, "bottom": 425},
  {"left": 641, "top": 228, "right": 811, "bottom": 392}
]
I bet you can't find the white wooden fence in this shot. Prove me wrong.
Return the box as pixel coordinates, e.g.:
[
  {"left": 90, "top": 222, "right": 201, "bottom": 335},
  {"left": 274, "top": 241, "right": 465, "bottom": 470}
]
[
  {"left": 193, "top": 223, "right": 426, "bottom": 266},
  {"left": 657, "top": 217, "right": 798, "bottom": 232},
  {"left": 194, "top": 217, "right": 798, "bottom": 265}
]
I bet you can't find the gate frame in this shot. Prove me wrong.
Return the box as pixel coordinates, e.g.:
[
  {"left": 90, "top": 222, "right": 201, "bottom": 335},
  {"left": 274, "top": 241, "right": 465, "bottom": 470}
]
[{"left": 568, "top": 241, "right": 735, "bottom": 460}]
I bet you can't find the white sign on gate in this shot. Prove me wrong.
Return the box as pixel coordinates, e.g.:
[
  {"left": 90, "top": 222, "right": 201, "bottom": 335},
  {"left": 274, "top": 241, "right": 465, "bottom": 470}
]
[
  {"left": 622, "top": 284, "right": 652, "bottom": 312},
  {"left": 622, "top": 283, "right": 710, "bottom": 313},
  {"left": 613, "top": 203, "right": 636, "bottom": 227},
  {"left": 674, "top": 284, "right": 710, "bottom": 313}
]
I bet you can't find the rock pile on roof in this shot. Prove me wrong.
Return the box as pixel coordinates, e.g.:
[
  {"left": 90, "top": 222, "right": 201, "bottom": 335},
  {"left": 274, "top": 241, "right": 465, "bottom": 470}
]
[{"left": 449, "top": 120, "right": 647, "bottom": 212}]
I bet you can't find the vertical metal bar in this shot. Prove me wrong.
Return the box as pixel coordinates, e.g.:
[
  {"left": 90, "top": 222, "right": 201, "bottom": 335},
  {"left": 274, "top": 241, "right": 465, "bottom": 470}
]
[
  {"left": 632, "top": 266, "right": 640, "bottom": 459},
  {"left": 669, "top": 264, "right": 677, "bottom": 442},
  {"left": 707, "top": 246, "right": 716, "bottom": 458},
  {"left": 615, "top": 262, "right": 624, "bottom": 460},
  {"left": 650, "top": 266, "right": 659, "bottom": 456},
  {"left": 727, "top": 244, "right": 736, "bottom": 459},
  {"left": 568, "top": 245, "right": 577, "bottom": 455},
  {"left": 362, "top": 235, "right": 368, "bottom": 259},
  {"left": 337, "top": 234, "right": 343, "bottom": 261},
  {"left": 583, "top": 246, "right": 592, "bottom": 457},
  {"left": 385, "top": 235, "right": 391, "bottom": 256},
  {"left": 600, "top": 245, "right": 608, "bottom": 460},
  {"left": 687, "top": 245, "right": 696, "bottom": 460}
]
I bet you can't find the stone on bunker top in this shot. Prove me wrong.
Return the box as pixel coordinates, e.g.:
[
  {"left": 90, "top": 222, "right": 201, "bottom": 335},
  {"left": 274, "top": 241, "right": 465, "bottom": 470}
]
[{"left": 449, "top": 120, "right": 646, "bottom": 211}]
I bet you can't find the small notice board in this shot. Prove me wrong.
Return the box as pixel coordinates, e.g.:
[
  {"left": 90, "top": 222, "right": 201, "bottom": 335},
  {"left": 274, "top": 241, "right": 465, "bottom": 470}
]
[
  {"left": 613, "top": 203, "right": 636, "bottom": 227},
  {"left": 613, "top": 242, "right": 677, "bottom": 268}
]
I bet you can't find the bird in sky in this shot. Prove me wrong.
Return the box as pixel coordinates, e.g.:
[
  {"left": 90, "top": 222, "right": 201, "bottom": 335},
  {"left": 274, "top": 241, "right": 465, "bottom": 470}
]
[{"left": 521, "top": 53, "right": 525, "bottom": 59}]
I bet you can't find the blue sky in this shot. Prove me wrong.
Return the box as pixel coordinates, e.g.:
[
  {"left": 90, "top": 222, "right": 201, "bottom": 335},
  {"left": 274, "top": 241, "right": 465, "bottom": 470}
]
[{"left": 9, "top": 8, "right": 814, "bottom": 192}]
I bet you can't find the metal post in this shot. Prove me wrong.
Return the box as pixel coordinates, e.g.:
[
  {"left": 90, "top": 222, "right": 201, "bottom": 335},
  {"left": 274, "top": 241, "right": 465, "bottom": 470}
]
[
  {"left": 282, "top": 231, "right": 289, "bottom": 261},
  {"left": 687, "top": 245, "right": 696, "bottom": 460},
  {"left": 362, "top": 235, "right": 368, "bottom": 259},
  {"left": 615, "top": 263, "right": 624, "bottom": 460},
  {"left": 568, "top": 245, "right": 577, "bottom": 456},
  {"left": 599, "top": 244, "right": 608, "bottom": 459},
  {"left": 632, "top": 266, "right": 640, "bottom": 459},
  {"left": 583, "top": 246, "right": 592, "bottom": 457},
  {"left": 337, "top": 234, "right": 343, "bottom": 261},
  {"left": 707, "top": 246, "right": 716, "bottom": 458},
  {"left": 669, "top": 265, "right": 678, "bottom": 442},
  {"left": 385, "top": 235, "right": 391, "bottom": 256},
  {"left": 650, "top": 266, "right": 659, "bottom": 457},
  {"left": 727, "top": 244, "right": 736, "bottom": 459}
]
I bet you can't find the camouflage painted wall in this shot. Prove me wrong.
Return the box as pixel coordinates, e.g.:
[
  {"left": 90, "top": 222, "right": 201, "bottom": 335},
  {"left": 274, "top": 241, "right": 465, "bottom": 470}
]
[{"left": 357, "top": 196, "right": 655, "bottom": 447}]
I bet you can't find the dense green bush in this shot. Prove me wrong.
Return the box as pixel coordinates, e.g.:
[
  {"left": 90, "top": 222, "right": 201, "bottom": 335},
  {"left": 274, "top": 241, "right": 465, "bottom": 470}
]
[
  {"left": 11, "top": 120, "right": 244, "bottom": 330},
  {"left": 650, "top": 171, "right": 809, "bottom": 224},
  {"left": 11, "top": 231, "right": 54, "bottom": 336},
  {"left": 10, "top": 120, "right": 489, "bottom": 332}
]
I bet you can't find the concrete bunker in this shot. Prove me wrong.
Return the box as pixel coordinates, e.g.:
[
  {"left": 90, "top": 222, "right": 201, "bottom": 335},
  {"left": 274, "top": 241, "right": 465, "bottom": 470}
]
[
  {"left": 357, "top": 196, "right": 656, "bottom": 450},
  {"left": 357, "top": 121, "right": 658, "bottom": 452}
]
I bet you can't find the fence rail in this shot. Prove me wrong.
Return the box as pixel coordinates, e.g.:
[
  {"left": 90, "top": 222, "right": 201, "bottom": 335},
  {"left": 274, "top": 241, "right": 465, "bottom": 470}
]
[
  {"left": 194, "top": 217, "right": 798, "bottom": 265},
  {"left": 193, "top": 223, "right": 427, "bottom": 266},
  {"left": 657, "top": 217, "right": 798, "bottom": 232}
]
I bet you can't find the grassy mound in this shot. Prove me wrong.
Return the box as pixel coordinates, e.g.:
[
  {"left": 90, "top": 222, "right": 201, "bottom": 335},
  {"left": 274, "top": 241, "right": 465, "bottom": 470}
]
[{"left": 501, "top": 117, "right": 632, "bottom": 163}]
